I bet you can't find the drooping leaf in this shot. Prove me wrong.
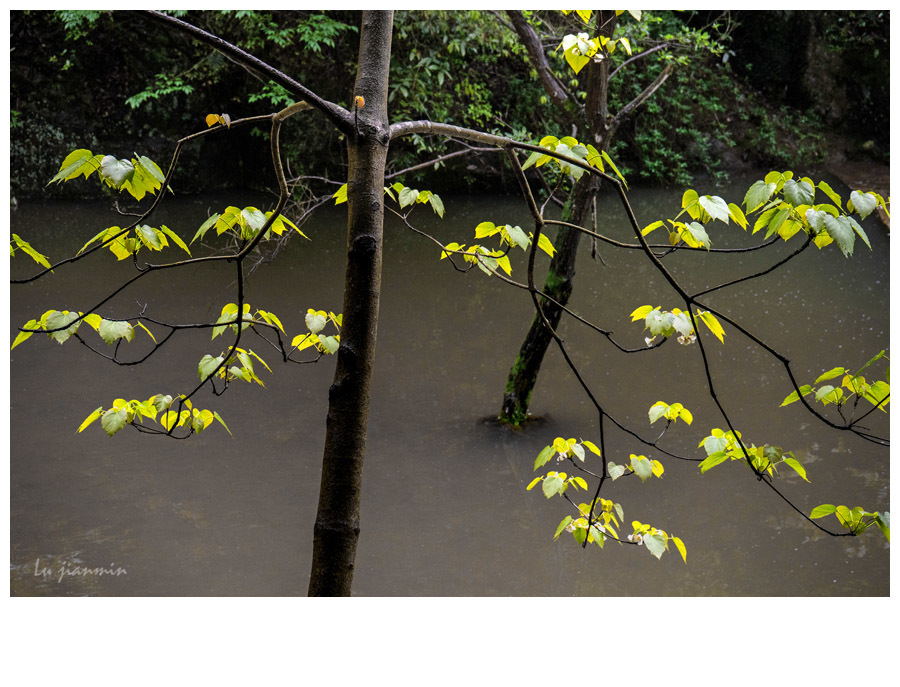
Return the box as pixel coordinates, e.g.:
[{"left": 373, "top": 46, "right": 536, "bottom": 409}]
[
  {"left": 643, "top": 533, "right": 667, "bottom": 560},
  {"left": 534, "top": 445, "right": 555, "bottom": 470},
  {"left": 100, "top": 406, "right": 129, "bottom": 437},
  {"left": 98, "top": 319, "right": 135, "bottom": 345},
  {"left": 823, "top": 215, "right": 855, "bottom": 257},
  {"left": 198, "top": 354, "right": 224, "bottom": 382},
  {"left": 542, "top": 473, "right": 565, "bottom": 499},
  {"left": 699, "top": 451, "right": 729, "bottom": 473},
  {"left": 44, "top": 310, "right": 81, "bottom": 344},
  {"left": 159, "top": 225, "right": 191, "bottom": 255},
  {"left": 77, "top": 406, "right": 105, "bottom": 434},
  {"left": 697, "top": 311, "right": 725, "bottom": 343},
  {"left": 554, "top": 516, "right": 573, "bottom": 540},
  {"left": 11, "top": 318, "right": 39, "bottom": 350},
  {"left": 11, "top": 234, "right": 52, "bottom": 268},
  {"left": 782, "top": 456, "right": 810, "bottom": 482},
  {"left": 672, "top": 536, "right": 687, "bottom": 563},
  {"left": 630, "top": 455, "right": 653, "bottom": 482}
]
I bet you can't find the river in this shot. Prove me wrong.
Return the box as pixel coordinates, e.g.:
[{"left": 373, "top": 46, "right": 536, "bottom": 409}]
[{"left": 9, "top": 173, "right": 890, "bottom": 595}]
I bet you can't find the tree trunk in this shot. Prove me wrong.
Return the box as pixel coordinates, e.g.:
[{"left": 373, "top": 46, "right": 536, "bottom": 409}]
[
  {"left": 500, "top": 176, "right": 599, "bottom": 424},
  {"left": 499, "top": 11, "right": 617, "bottom": 426},
  {"left": 307, "top": 10, "right": 393, "bottom": 596}
]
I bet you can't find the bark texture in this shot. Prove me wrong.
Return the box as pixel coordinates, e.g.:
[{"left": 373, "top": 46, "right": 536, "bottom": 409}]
[{"left": 307, "top": 11, "right": 393, "bottom": 596}]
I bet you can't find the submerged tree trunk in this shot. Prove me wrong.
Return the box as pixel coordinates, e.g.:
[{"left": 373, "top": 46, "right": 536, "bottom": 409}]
[
  {"left": 500, "top": 176, "right": 599, "bottom": 424},
  {"left": 307, "top": 11, "right": 393, "bottom": 596},
  {"left": 499, "top": 11, "right": 617, "bottom": 425}
]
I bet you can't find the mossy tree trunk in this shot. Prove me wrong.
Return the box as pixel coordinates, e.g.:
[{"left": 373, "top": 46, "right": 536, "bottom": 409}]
[{"left": 499, "top": 10, "right": 617, "bottom": 425}]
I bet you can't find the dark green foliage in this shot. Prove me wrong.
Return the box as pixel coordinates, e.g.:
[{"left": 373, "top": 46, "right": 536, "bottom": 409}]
[{"left": 9, "top": 10, "right": 888, "bottom": 199}]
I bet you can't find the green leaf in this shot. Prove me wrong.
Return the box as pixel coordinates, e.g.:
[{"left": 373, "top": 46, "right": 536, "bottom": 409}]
[
  {"left": 697, "top": 311, "right": 725, "bottom": 343},
  {"left": 782, "top": 456, "right": 810, "bottom": 482},
  {"left": 849, "top": 190, "right": 878, "bottom": 219},
  {"left": 503, "top": 225, "right": 530, "bottom": 251},
  {"left": 630, "top": 455, "right": 653, "bottom": 482},
  {"left": 683, "top": 222, "right": 711, "bottom": 249},
  {"left": 45, "top": 310, "right": 81, "bottom": 344},
  {"left": 77, "top": 406, "right": 105, "bottom": 434},
  {"left": 48, "top": 149, "right": 99, "bottom": 184},
  {"left": 781, "top": 384, "right": 812, "bottom": 406},
  {"left": 809, "top": 504, "right": 837, "bottom": 519},
  {"left": 874, "top": 512, "right": 890, "bottom": 541},
  {"left": 542, "top": 474, "right": 565, "bottom": 499},
  {"left": 817, "top": 181, "right": 843, "bottom": 209},
  {"left": 191, "top": 213, "right": 220, "bottom": 244},
  {"left": 318, "top": 335, "right": 339, "bottom": 354},
  {"left": 159, "top": 225, "right": 191, "bottom": 255},
  {"left": 198, "top": 354, "right": 224, "bottom": 382},
  {"left": 305, "top": 310, "right": 327, "bottom": 334},
  {"left": 608, "top": 462, "right": 627, "bottom": 480},
  {"left": 98, "top": 319, "right": 135, "bottom": 345},
  {"left": 213, "top": 411, "right": 233, "bottom": 437},
  {"left": 554, "top": 516, "right": 573, "bottom": 540},
  {"left": 783, "top": 179, "right": 815, "bottom": 207},
  {"left": 534, "top": 445, "right": 555, "bottom": 470},
  {"left": 699, "top": 451, "right": 729, "bottom": 473},
  {"left": 134, "top": 224, "right": 163, "bottom": 251},
  {"left": 643, "top": 533, "right": 667, "bottom": 560},
  {"left": 648, "top": 402, "right": 669, "bottom": 425},
  {"left": 582, "top": 440, "right": 602, "bottom": 457},
  {"left": 815, "top": 367, "right": 846, "bottom": 384},
  {"left": 698, "top": 195, "right": 730, "bottom": 223},
  {"left": 99, "top": 155, "right": 136, "bottom": 188},
  {"left": 764, "top": 206, "right": 791, "bottom": 239},
  {"left": 100, "top": 406, "right": 128, "bottom": 437},
  {"left": 11, "top": 318, "right": 39, "bottom": 350},
  {"left": 398, "top": 186, "right": 419, "bottom": 208},
  {"left": 11, "top": 234, "right": 52, "bottom": 268},
  {"left": 600, "top": 150, "right": 626, "bottom": 188},
  {"left": 743, "top": 180, "right": 776, "bottom": 212},
  {"left": 823, "top": 215, "right": 855, "bottom": 257},
  {"left": 815, "top": 385, "right": 839, "bottom": 402},
  {"left": 848, "top": 217, "right": 871, "bottom": 251},
  {"left": 429, "top": 193, "right": 445, "bottom": 218}
]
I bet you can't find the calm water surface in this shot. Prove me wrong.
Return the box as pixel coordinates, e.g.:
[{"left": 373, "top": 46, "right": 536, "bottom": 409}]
[{"left": 9, "top": 175, "right": 890, "bottom": 595}]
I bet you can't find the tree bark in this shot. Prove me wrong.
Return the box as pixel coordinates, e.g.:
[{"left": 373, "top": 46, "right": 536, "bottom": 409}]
[
  {"left": 307, "top": 10, "right": 393, "bottom": 596},
  {"left": 499, "top": 11, "right": 617, "bottom": 426}
]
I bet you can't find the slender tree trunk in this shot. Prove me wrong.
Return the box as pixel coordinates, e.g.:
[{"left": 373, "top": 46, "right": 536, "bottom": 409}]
[
  {"left": 499, "top": 10, "right": 617, "bottom": 426},
  {"left": 308, "top": 10, "right": 393, "bottom": 596}
]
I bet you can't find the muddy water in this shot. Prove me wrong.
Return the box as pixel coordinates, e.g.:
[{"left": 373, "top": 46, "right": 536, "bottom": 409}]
[{"left": 9, "top": 175, "right": 889, "bottom": 596}]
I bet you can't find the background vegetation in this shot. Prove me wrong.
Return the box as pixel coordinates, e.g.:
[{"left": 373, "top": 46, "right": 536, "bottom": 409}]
[{"left": 10, "top": 10, "right": 890, "bottom": 198}]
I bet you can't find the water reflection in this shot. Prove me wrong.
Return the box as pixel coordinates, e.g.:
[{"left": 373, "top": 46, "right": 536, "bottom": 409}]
[{"left": 9, "top": 176, "right": 889, "bottom": 595}]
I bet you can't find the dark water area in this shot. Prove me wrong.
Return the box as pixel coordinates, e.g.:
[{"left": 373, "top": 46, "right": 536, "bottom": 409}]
[{"left": 9, "top": 174, "right": 890, "bottom": 596}]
